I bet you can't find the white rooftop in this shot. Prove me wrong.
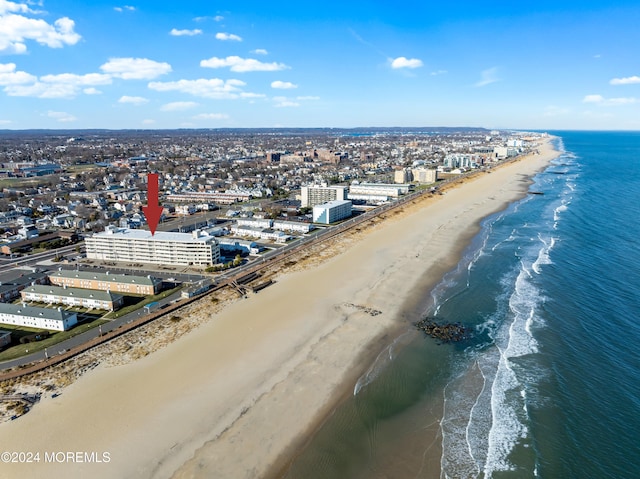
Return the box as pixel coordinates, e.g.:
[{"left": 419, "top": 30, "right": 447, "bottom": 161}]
[
  {"left": 96, "top": 227, "right": 217, "bottom": 244},
  {"left": 315, "top": 199, "right": 352, "bottom": 208}
]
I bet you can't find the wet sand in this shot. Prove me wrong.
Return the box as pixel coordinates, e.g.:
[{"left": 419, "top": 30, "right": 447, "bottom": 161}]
[{"left": 0, "top": 138, "right": 559, "bottom": 479}]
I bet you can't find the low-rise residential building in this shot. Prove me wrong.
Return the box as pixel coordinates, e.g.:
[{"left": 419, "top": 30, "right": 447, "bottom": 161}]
[
  {"left": 0, "top": 269, "right": 50, "bottom": 303},
  {"left": 181, "top": 279, "right": 214, "bottom": 299},
  {"left": 85, "top": 226, "right": 220, "bottom": 266},
  {"left": 349, "top": 183, "right": 410, "bottom": 198},
  {"left": 272, "top": 220, "right": 315, "bottom": 234},
  {"left": 218, "top": 238, "right": 263, "bottom": 255},
  {"left": 236, "top": 217, "right": 274, "bottom": 229},
  {"left": 313, "top": 200, "right": 353, "bottom": 224},
  {"left": 166, "top": 191, "right": 252, "bottom": 205},
  {"left": 230, "top": 225, "right": 291, "bottom": 243},
  {"left": 0, "top": 303, "right": 78, "bottom": 331},
  {"left": 21, "top": 285, "right": 124, "bottom": 311},
  {"left": 49, "top": 270, "right": 162, "bottom": 295}
]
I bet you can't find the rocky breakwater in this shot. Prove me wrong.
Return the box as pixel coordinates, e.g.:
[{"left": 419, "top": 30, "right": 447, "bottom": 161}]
[{"left": 414, "top": 317, "right": 470, "bottom": 344}]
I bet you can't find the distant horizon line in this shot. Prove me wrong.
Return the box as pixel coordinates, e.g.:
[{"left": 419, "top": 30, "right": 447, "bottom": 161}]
[{"left": 0, "top": 127, "right": 638, "bottom": 134}]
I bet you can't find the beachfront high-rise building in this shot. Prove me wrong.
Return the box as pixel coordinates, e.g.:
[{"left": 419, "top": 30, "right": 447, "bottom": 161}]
[
  {"left": 411, "top": 168, "right": 438, "bottom": 184},
  {"left": 85, "top": 226, "right": 220, "bottom": 266},
  {"left": 394, "top": 169, "right": 413, "bottom": 184},
  {"left": 301, "top": 185, "right": 347, "bottom": 208},
  {"left": 312, "top": 200, "right": 353, "bottom": 224}
]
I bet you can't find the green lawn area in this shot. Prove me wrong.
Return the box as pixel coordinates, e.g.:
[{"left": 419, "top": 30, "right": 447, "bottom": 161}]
[
  {"left": 0, "top": 318, "right": 109, "bottom": 363},
  {"left": 0, "top": 177, "right": 44, "bottom": 189},
  {"left": 0, "top": 285, "right": 183, "bottom": 362},
  {"left": 102, "top": 285, "right": 183, "bottom": 319}
]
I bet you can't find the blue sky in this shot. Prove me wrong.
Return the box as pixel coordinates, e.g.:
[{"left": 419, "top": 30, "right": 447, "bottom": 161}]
[{"left": 1, "top": 0, "right": 640, "bottom": 130}]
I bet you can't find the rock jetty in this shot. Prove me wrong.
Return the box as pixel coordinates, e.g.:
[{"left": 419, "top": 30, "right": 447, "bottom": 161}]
[
  {"left": 414, "top": 317, "right": 470, "bottom": 343},
  {"left": 343, "top": 303, "right": 382, "bottom": 317}
]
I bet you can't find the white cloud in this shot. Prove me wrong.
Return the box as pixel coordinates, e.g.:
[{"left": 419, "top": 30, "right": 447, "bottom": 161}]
[
  {"left": 215, "top": 32, "right": 242, "bottom": 41},
  {"left": 583, "top": 94, "right": 638, "bottom": 106},
  {"left": 475, "top": 67, "right": 500, "bottom": 87},
  {"left": 390, "top": 57, "right": 423, "bottom": 69},
  {"left": 47, "top": 110, "right": 76, "bottom": 122},
  {"left": 193, "top": 113, "right": 229, "bottom": 120},
  {"left": 252, "top": 49, "right": 268, "bottom": 55},
  {"left": 100, "top": 58, "right": 172, "bottom": 80},
  {"left": 0, "top": 6, "right": 81, "bottom": 54},
  {"left": 271, "top": 80, "right": 297, "bottom": 89},
  {"left": 41, "top": 72, "right": 112, "bottom": 86},
  {"left": 170, "top": 28, "right": 203, "bottom": 37},
  {"left": 200, "top": 56, "right": 289, "bottom": 72},
  {"left": 273, "top": 96, "right": 299, "bottom": 107},
  {"left": 148, "top": 78, "right": 252, "bottom": 99},
  {"left": 0, "top": 1, "right": 33, "bottom": 15},
  {"left": 114, "top": 6, "right": 136, "bottom": 13},
  {"left": 118, "top": 95, "right": 149, "bottom": 105},
  {"left": 610, "top": 76, "right": 640, "bottom": 85},
  {"left": 160, "top": 101, "right": 199, "bottom": 111},
  {"left": 1, "top": 67, "right": 112, "bottom": 98},
  {"left": 0, "top": 62, "right": 36, "bottom": 85},
  {"left": 430, "top": 70, "right": 447, "bottom": 76},
  {"left": 583, "top": 94, "right": 604, "bottom": 103},
  {"left": 142, "top": 119, "right": 156, "bottom": 125},
  {"left": 5, "top": 82, "right": 76, "bottom": 98},
  {"left": 194, "top": 15, "right": 224, "bottom": 22},
  {"left": 83, "top": 87, "right": 102, "bottom": 95},
  {"left": 607, "top": 97, "right": 638, "bottom": 105},
  {"left": 0, "top": 119, "right": 12, "bottom": 124}
]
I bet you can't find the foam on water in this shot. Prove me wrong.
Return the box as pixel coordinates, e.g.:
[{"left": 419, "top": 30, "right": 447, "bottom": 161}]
[
  {"left": 440, "top": 226, "right": 551, "bottom": 478},
  {"left": 532, "top": 234, "right": 555, "bottom": 275},
  {"left": 483, "top": 252, "right": 545, "bottom": 476}
]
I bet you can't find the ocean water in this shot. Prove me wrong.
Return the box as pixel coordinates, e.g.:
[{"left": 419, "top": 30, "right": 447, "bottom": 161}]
[{"left": 281, "top": 131, "right": 640, "bottom": 478}]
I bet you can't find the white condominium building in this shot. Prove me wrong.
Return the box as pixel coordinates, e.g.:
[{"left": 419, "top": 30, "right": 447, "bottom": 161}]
[
  {"left": 349, "top": 183, "right": 410, "bottom": 198},
  {"left": 21, "top": 285, "right": 124, "bottom": 311},
  {"left": 85, "top": 226, "right": 220, "bottom": 266},
  {"left": 313, "top": 200, "right": 353, "bottom": 224},
  {"left": 301, "top": 185, "right": 347, "bottom": 208},
  {"left": 0, "top": 303, "right": 78, "bottom": 331}
]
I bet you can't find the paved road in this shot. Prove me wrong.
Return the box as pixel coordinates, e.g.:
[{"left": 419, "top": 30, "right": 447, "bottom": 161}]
[{"left": 0, "top": 244, "right": 82, "bottom": 273}]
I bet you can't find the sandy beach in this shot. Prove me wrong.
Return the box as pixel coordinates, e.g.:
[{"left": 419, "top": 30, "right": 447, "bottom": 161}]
[{"left": 0, "top": 138, "right": 559, "bottom": 479}]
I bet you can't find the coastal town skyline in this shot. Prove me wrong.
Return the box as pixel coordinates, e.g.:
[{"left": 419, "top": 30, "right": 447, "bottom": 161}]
[{"left": 2, "top": 0, "right": 640, "bottom": 131}]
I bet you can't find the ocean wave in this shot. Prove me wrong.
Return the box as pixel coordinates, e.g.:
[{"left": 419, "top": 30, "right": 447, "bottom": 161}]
[
  {"left": 482, "top": 260, "right": 544, "bottom": 476},
  {"left": 553, "top": 203, "right": 568, "bottom": 222},
  {"left": 532, "top": 234, "right": 556, "bottom": 275}
]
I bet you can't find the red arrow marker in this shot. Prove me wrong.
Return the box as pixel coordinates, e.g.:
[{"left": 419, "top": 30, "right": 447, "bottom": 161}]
[{"left": 142, "top": 173, "right": 163, "bottom": 236}]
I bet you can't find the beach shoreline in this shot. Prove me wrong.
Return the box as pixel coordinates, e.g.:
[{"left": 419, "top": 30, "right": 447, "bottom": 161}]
[{"left": 0, "top": 137, "right": 560, "bottom": 479}]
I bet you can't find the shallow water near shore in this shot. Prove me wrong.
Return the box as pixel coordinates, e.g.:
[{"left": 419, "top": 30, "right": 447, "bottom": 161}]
[{"left": 281, "top": 131, "right": 640, "bottom": 478}]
